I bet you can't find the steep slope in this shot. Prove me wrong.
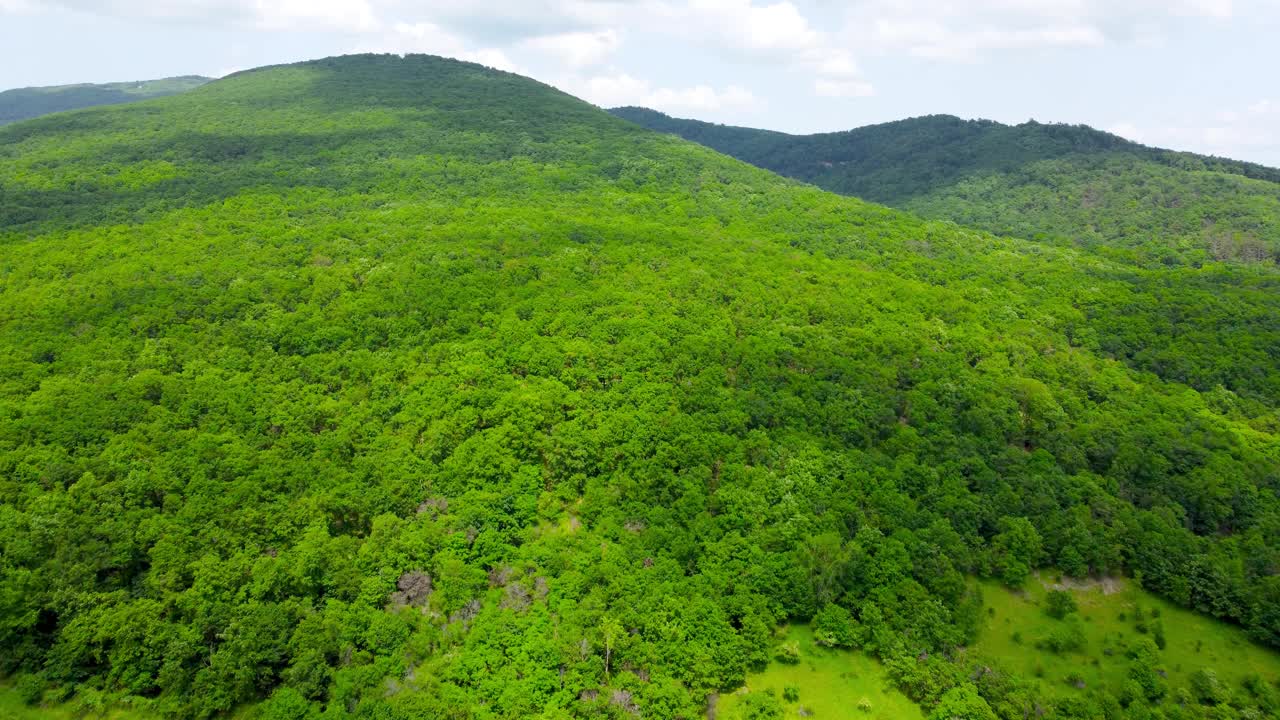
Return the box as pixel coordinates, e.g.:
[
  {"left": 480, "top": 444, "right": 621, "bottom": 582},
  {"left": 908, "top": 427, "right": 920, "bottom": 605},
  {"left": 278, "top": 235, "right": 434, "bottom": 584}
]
[
  {"left": 609, "top": 108, "right": 1280, "bottom": 266},
  {"left": 2, "top": 55, "right": 1279, "bottom": 720},
  {"left": 0, "top": 76, "right": 211, "bottom": 126},
  {"left": 611, "top": 109, "right": 1280, "bottom": 404}
]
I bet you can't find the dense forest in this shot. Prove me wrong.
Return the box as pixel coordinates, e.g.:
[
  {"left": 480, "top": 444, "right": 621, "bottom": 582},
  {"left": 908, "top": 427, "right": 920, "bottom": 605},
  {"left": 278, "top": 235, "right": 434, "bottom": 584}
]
[
  {"left": 608, "top": 108, "right": 1280, "bottom": 266},
  {"left": 2, "top": 55, "right": 1279, "bottom": 719},
  {"left": 0, "top": 76, "right": 210, "bottom": 126}
]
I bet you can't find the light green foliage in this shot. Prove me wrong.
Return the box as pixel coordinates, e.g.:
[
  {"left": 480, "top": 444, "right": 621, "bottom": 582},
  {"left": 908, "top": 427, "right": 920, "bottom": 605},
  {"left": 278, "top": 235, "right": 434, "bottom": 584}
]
[
  {"left": 928, "top": 683, "right": 997, "bottom": 720},
  {"left": 812, "top": 603, "right": 859, "bottom": 648},
  {"left": 1035, "top": 615, "right": 1086, "bottom": 653},
  {"left": 0, "top": 55, "right": 1279, "bottom": 719},
  {"left": 719, "top": 626, "right": 924, "bottom": 720},
  {"left": 991, "top": 518, "right": 1042, "bottom": 588},
  {"left": 1189, "top": 668, "right": 1229, "bottom": 706},
  {"left": 775, "top": 641, "right": 802, "bottom": 665},
  {"left": 736, "top": 688, "right": 783, "bottom": 720},
  {"left": 609, "top": 108, "right": 1280, "bottom": 265},
  {"left": 612, "top": 108, "right": 1280, "bottom": 402},
  {"left": 968, "top": 577, "right": 1280, "bottom": 716}
]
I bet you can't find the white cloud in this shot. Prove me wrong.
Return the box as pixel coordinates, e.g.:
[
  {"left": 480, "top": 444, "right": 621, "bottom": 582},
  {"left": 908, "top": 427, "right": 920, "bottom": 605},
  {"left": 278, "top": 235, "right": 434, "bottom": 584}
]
[
  {"left": 32, "top": 0, "right": 380, "bottom": 30},
  {"left": 12, "top": 0, "right": 1259, "bottom": 132},
  {"left": 1106, "top": 122, "right": 1145, "bottom": 143},
  {"left": 877, "top": 20, "right": 1105, "bottom": 60},
  {"left": 647, "top": 83, "right": 757, "bottom": 112},
  {"left": 213, "top": 65, "right": 247, "bottom": 79},
  {"left": 251, "top": 0, "right": 379, "bottom": 32},
  {"left": 569, "top": 72, "right": 757, "bottom": 113},
  {"left": 16, "top": 0, "right": 875, "bottom": 102},
  {"left": 359, "top": 22, "right": 522, "bottom": 73},
  {"left": 842, "top": 0, "right": 1234, "bottom": 61},
  {"left": 1108, "top": 99, "right": 1280, "bottom": 163},
  {"left": 520, "top": 29, "right": 620, "bottom": 68},
  {"left": 470, "top": 0, "right": 871, "bottom": 100},
  {"left": 685, "top": 0, "right": 820, "bottom": 52},
  {"left": 1177, "top": 0, "right": 1233, "bottom": 18},
  {"left": 809, "top": 49, "right": 860, "bottom": 78},
  {"left": 643, "top": 1, "right": 873, "bottom": 98},
  {"left": 814, "top": 78, "right": 875, "bottom": 98}
]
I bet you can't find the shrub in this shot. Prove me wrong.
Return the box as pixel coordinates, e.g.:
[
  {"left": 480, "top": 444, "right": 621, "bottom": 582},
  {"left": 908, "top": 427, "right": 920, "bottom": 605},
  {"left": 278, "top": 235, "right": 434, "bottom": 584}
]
[
  {"left": 738, "top": 689, "right": 784, "bottom": 720},
  {"left": 1190, "top": 668, "right": 1229, "bottom": 705},
  {"left": 256, "top": 687, "right": 318, "bottom": 720},
  {"left": 1045, "top": 590, "right": 1078, "bottom": 620},
  {"left": 775, "top": 641, "right": 802, "bottom": 665},
  {"left": 813, "top": 603, "right": 859, "bottom": 648},
  {"left": 1036, "top": 618, "right": 1086, "bottom": 653},
  {"left": 1152, "top": 619, "right": 1166, "bottom": 650},
  {"left": 15, "top": 674, "right": 44, "bottom": 706}
]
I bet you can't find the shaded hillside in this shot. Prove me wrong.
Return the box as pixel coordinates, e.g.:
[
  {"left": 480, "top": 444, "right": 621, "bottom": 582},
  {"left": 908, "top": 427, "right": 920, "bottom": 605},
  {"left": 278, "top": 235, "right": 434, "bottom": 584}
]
[
  {"left": 2, "top": 55, "right": 1279, "bottom": 720},
  {"left": 610, "top": 108, "right": 1280, "bottom": 266},
  {"left": 0, "top": 76, "right": 211, "bottom": 126}
]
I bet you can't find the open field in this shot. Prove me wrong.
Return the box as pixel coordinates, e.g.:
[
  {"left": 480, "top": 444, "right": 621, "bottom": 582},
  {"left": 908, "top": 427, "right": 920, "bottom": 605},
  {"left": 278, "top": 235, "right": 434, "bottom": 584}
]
[
  {"left": 968, "top": 574, "right": 1280, "bottom": 706},
  {"left": 0, "top": 685, "right": 155, "bottom": 720},
  {"left": 717, "top": 624, "right": 925, "bottom": 720},
  {"left": 0, "top": 683, "right": 253, "bottom": 720}
]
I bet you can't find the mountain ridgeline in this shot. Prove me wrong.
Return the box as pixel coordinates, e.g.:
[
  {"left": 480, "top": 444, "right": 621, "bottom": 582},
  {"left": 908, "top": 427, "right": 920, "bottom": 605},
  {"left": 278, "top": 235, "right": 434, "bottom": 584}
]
[
  {"left": 609, "top": 107, "right": 1280, "bottom": 266},
  {"left": 2, "top": 55, "right": 1280, "bottom": 720},
  {"left": 0, "top": 76, "right": 212, "bottom": 127}
]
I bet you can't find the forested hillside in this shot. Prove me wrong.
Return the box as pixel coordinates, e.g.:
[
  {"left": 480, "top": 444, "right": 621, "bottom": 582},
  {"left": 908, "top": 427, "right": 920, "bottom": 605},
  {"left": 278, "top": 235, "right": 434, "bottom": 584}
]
[
  {"left": 609, "top": 108, "right": 1280, "bottom": 266},
  {"left": 0, "top": 76, "right": 211, "bottom": 126},
  {"left": 2, "top": 55, "right": 1280, "bottom": 720}
]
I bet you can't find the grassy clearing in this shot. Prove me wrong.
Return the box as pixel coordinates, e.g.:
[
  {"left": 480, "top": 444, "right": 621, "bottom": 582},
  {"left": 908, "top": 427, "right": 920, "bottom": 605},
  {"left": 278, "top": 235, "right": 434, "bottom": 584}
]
[
  {"left": 0, "top": 682, "right": 256, "bottom": 720},
  {"left": 968, "top": 573, "right": 1280, "bottom": 704},
  {"left": 0, "top": 685, "right": 153, "bottom": 719},
  {"left": 717, "top": 624, "right": 925, "bottom": 720}
]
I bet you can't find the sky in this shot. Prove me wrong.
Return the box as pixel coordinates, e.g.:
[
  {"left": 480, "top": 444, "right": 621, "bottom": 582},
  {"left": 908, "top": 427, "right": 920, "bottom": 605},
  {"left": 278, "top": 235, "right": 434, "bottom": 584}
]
[{"left": 1, "top": 0, "right": 1277, "bottom": 166}]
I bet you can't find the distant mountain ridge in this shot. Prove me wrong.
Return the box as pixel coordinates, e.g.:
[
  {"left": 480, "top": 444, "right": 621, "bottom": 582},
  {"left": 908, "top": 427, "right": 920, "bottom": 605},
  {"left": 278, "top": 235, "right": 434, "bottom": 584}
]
[
  {"left": 0, "top": 75, "right": 212, "bottom": 126},
  {"left": 3, "top": 54, "right": 1280, "bottom": 719},
  {"left": 610, "top": 108, "right": 1280, "bottom": 265}
]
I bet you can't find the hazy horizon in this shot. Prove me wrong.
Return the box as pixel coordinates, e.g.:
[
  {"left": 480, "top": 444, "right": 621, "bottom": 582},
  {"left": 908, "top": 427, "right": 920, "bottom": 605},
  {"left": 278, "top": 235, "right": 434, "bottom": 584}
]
[{"left": 1, "top": 1, "right": 1276, "bottom": 166}]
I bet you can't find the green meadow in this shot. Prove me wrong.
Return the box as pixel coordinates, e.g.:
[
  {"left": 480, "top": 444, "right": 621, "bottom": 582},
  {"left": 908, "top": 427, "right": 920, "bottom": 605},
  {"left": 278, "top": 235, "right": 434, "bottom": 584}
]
[
  {"left": 717, "top": 625, "right": 925, "bottom": 720},
  {"left": 969, "top": 574, "right": 1280, "bottom": 708},
  {"left": 0, "top": 685, "right": 152, "bottom": 720},
  {"left": 0, "top": 683, "right": 257, "bottom": 720}
]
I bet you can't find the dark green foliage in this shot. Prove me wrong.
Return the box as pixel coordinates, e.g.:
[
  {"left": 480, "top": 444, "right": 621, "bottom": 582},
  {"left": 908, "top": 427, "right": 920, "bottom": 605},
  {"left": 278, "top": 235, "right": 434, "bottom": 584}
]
[
  {"left": 0, "top": 54, "right": 1278, "bottom": 719},
  {"left": 812, "top": 603, "right": 859, "bottom": 648},
  {"left": 1188, "top": 668, "right": 1228, "bottom": 705},
  {"left": 1035, "top": 617, "right": 1086, "bottom": 654},
  {"left": 736, "top": 689, "right": 783, "bottom": 720},
  {"left": 927, "top": 683, "right": 997, "bottom": 720},
  {"left": 0, "top": 76, "right": 210, "bottom": 126},
  {"left": 1045, "top": 590, "right": 1078, "bottom": 620},
  {"left": 612, "top": 108, "right": 1280, "bottom": 402},
  {"left": 1126, "top": 638, "right": 1167, "bottom": 701},
  {"left": 608, "top": 109, "right": 1280, "bottom": 264}
]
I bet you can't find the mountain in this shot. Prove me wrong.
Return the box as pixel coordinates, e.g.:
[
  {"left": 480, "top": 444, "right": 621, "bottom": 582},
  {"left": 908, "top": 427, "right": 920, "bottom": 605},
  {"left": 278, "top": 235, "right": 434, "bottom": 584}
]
[
  {"left": 609, "top": 108, "right": 1280, "bottom": 266},
  {"left": 2, "top": 55, "right": 1279, "bottom": 719},
  {"left": 0, "top": 75, "right": 211, "bottom": 126}
]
